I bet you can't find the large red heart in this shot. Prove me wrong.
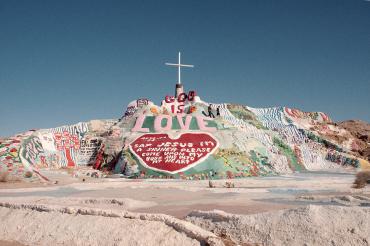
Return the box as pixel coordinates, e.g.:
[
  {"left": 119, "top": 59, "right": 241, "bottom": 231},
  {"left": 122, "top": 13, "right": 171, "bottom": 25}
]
[{"left": 129, "top": 133, "right": 219, "bottom": 174}]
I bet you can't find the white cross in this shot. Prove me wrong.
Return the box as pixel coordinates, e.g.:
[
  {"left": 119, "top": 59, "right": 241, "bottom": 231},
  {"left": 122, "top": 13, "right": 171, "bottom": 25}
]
[{"left": 165, "top": 52, "right": 194, "bottom": 85}]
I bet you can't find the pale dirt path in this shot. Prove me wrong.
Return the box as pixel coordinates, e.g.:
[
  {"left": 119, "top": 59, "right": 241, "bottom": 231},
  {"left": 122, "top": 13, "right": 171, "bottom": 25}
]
[
  {"left": 0, "top": 171, "right": 365, "bottom": 218},
  {"left": 0, "top": 171, "right": 369, "bottom": 245}
]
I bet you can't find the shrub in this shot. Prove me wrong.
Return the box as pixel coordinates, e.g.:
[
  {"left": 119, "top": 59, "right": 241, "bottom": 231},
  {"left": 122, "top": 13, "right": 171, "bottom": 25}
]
[
  {"left": 24, "top": 171, "right": 33, "bottom": 178},
  {"left": 0, "top": 172, "right": 9, "bottom": 182},
  {"left": 353, "top": 171, "right": 370, "bottom": 189},
  {"left": 225, "top": 181, "right": 235, "bottom": 188}
]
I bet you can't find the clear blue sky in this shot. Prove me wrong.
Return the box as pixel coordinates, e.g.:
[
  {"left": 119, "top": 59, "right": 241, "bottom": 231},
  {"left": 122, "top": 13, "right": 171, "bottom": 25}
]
[{"left": 0, "top": 0, "right": 369, "bottom": 137}]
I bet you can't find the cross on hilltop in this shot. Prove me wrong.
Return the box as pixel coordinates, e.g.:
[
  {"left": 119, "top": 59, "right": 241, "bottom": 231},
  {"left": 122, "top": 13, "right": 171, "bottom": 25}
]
[
  {"left": 165, "top": 52, "right": 194, "bottom": 97},
  {"left": 165, "top": 52, "right": 194, "bottom": 85}
]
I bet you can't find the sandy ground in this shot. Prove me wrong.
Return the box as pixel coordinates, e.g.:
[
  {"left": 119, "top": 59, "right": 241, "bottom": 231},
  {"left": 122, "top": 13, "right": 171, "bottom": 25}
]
[
  {"left": 0, "top": 207, "right": 201, "bottom": 246},
  {"left": 187, "top": 205, "right": 370, "bottom": 246},
  {"left": 0, "top": 170, "right": 369, "bottom": 245}
]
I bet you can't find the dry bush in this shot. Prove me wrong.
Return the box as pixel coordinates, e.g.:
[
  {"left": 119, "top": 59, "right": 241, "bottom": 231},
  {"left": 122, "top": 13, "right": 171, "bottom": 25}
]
[
  {"left": 353, "top": 171, "right": 370, "bottom": 189},
  {"left": 0, "top": 172, "right": 9, "bottom": 182},
  {"left": 225, "top": 181, "right": 235, "bottom": 188},
  {"left": 24, "top": 171, "right": 33, "bottom": 178},
  {"left": 208, "top": 180, "right": 216, "bottom": 188},
  {"left": 219, "top": 229, "right": 259, "bottom": 246},
  {"left": 0, "top": 171, "right": 21, "bottom": 183}
]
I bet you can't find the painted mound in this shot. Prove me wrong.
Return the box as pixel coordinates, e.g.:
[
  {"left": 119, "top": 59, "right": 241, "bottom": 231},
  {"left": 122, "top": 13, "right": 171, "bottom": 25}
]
[{"left": 1, "top": 91, "right": 369, "bottom": 181}]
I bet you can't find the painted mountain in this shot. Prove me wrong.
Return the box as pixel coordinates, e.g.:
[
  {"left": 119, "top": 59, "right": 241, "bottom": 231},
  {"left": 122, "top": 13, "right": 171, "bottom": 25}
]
[{"left": 1, "top": 91, "right": 369, "bottom": 181}]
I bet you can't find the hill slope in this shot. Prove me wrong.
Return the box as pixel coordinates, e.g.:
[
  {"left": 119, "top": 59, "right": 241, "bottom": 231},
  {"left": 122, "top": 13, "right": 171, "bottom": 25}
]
[{"left": 1, "top": 95, "right": 369, "bottom": 181}]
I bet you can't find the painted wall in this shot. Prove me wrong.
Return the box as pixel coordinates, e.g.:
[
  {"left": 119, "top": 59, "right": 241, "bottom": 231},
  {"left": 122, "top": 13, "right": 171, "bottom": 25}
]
[{"left": 2, "top": 92, "right": 368, "bottom": 181}]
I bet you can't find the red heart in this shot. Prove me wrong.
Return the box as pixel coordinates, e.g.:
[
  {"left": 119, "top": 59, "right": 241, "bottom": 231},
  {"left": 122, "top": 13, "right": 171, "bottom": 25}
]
[{"left": 129, "top": 133, "right": 219, "bottom": 174}]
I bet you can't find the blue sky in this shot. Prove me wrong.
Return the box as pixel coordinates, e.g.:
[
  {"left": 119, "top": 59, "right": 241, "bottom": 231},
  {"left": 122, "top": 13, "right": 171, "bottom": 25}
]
[{"left": 0, "top": 0, "right": 369, "bottom": 137}]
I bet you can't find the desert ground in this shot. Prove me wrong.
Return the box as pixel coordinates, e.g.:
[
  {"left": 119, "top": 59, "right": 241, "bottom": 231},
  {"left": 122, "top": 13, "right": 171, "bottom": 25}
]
[{"left": 0, "top": 169, "right": 369, "bottom": 246}]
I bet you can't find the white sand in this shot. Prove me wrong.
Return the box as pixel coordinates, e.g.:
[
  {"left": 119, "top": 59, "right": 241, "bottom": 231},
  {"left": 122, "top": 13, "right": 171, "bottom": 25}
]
[
  {"left": 0, "top": 171, "right": 369, "bottom": 245},
  {"left": 186, "top": 205, "right": 370, "bottom": 246},
  {"left": 0, "top": 207, "right": 198, "bottom": 246},
  {"left": 0, "top": 202, "right": 223, "bottom": 246}
]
